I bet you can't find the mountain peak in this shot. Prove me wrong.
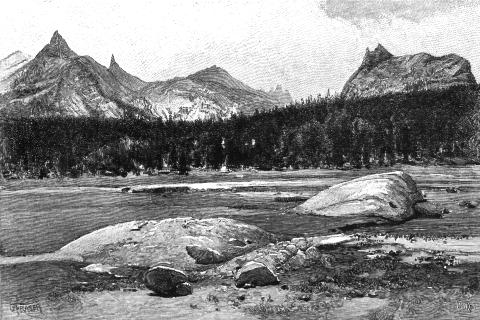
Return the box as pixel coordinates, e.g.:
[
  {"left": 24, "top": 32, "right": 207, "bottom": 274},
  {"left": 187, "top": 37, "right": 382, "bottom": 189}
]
[
  {"left": 0, "top": 50, "right": 30, "bottom": 67},
  {"left": 204, "top": 65, "right": 227, "bottom": 73},
  {"left": 373, "top": 43, "right": 391, "bottom": 55},
  {"left": 108, "top": 54, "right": 147, "bottom": 91},
  {"left": 342, "top": 47, "right": 476, "bottom": 99},
  {"left": 268, "top": 84, "right": 293, "bottom": 106},
  {"left": 50, "top": 30, "right": 61, "bottom": 44},
  {"left": 361, "top": 43, "right": 393, "bottom": 70},
  {"left": 188, "top": 65, "right": 252, "bottom": 92},
  {"left": 36, "top": 30, "right": 77, "bottom": 59},
  {"left": 110, "top": 54, "right": 117, "bottom": 68},
  {"left": 189, "top": 65, "right": 231, "bottom": 79}
]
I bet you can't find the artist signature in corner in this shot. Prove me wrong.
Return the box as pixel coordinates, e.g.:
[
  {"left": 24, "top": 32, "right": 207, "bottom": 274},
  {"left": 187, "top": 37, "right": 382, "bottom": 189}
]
[
  {"left": 9, "top": 291, "right": 83, "bottom": 318},
  {"left": 9, "top": 301, "right": 43, "bottom": 317}
]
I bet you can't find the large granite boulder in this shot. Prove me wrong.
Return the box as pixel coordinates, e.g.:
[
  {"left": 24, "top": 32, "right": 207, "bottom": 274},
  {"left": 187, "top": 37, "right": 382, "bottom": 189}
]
[
  {"left": 295, "top": 171, "right": 424, "bottom": 226},
  {"left": 59, "top": 217, "right": 275, "bottom": 270}
]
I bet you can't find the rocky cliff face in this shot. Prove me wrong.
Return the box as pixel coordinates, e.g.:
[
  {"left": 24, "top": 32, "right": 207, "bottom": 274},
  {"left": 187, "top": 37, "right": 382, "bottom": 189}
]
[
  {"left": 0, "top": 32, "right": 290, "bottom": 120},
  {"left": 342, "top": 44, "right": 477, "bottom": 99}
]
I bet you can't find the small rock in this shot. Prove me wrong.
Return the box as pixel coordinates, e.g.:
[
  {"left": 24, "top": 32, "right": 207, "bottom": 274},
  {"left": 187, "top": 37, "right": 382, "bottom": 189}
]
[
  {"left": 350, "top": 289, "right": 365, "bottom": 298},
  {"left": 310, "top": 234, "right": 353, "bottom": 247},
  {"left": 446, "top": 187, "right": 459, "bottom": 193},
  {"left": 235, "top": 261, "right": 279, "bottom": 288},
  {"left": 305, "top": 246, "right": 321, "bottom": 260},
  {"left": 81, "top": 263, "right": 114, "bottom": 274},
  {"left": 144, "top": 266, "right": 192, "bottom": 297},
  {"left": 186, "top": 245, "right": 227, "bottom": 264},
  {"left": 228, "top": 238, "right": 247, "bottom": 247},
  {"left": 297, "top": 294, "right": 311, "bottom": 302},
  {"left": 175, "top": 282, "right": 193, "bottom": 296},
  {"left": 459, "top": 200, "right": 479, "bottom": 208},
  {"left": 276, "top": 250, "right": 293, "bottom": 263},
  {"left": 286, "top": 244, "right": 298, "bottom": 254},
  {"left": 414, "top": 201, "right": 444, "bottom": 218},
  {"left": 121, "top": 187, "right": 131, "bottom": 193},
  {"left": 319, "top": 254, "right": 335, "bottom": 268},
  {"left": 288, "top": 250, "right": 307, "bottom": 270},
  {"left": 291, "top": 237, "right": 308, "bottom": 251},
  {"left": 367, "top": 290, "right": 378, "bottom": 297}
]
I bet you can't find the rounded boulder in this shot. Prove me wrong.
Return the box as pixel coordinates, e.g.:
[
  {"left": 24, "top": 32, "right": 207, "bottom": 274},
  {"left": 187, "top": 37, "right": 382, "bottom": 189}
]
[{"left": 144, "top": 266, "right": 192, "bottom": 297}]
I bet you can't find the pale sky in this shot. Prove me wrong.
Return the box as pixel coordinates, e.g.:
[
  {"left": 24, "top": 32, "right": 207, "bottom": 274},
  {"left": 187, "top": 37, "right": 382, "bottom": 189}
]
[{"left": 1, "top": 0, "right": 479, "bottom": 99}]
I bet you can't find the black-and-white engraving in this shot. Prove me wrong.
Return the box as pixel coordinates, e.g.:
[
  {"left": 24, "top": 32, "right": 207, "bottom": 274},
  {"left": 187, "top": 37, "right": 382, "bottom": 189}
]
[{"left": 1, "top": 1, "right": 480, "bottom": 319}]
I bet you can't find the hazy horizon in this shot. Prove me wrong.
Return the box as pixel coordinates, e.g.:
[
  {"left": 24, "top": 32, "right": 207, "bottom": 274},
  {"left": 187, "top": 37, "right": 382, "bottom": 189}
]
[{"left": 1, "top": 0, "right": 480, "bottom": 99}]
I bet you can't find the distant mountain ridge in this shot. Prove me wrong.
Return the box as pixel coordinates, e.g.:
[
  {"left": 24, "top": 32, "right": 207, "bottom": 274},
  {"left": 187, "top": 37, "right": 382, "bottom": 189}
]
[
  {"left": 342, "top": 44, "right": 477, "bottom": 99},
  {"left": 268, "top": 85, "right": 293, "bottom": 106},
  {"left": 0, "top": 51, "right": 31, "bottom": 94},
  {"left": 0, "top": 31, "right": 291, "bottom": 120},
  {"left": 139, "top": 65, "right": 292, "bottom": 120}
]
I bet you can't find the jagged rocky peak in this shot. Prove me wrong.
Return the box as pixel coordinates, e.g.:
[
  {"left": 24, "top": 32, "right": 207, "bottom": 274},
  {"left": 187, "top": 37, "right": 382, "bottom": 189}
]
[
  {"left": 361, "top": 44, "right": 393, "bottom": 70},
  {"left": 342, "top": 44, "right": 477, "bottom": 99},
  {"left": 0, "top": 31, "right": 291, "bottom": 119},
  {"left": 36, "top": 30, "right": 77, "bottom": 59},
  {"left": 272, "top": 84, "right": 283, "bottom": 92},
  {"left": 110, "top": 54, "right": 118, "bottom": 68},
  {"left": 107, "top": 53, "right": 147, "bottom": 91},
  {"left": 268, "top": 84, "right": 293, "bottom": 106}
]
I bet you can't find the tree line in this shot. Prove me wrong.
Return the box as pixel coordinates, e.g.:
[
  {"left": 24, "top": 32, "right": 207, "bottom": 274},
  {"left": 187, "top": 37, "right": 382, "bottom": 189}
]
[{"left": 0, "top": 85, "right": 478, "bottom": 178}]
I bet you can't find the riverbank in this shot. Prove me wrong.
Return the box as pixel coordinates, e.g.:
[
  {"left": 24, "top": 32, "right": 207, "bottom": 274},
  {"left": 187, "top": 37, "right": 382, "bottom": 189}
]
[{"left": 3, "top": 232, "right": 480, "bottom": 319}]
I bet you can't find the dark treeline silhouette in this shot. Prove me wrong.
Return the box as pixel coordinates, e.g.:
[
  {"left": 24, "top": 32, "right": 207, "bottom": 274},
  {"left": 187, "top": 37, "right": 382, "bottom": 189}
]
[{"left": 0, "top": 85, "right": 478, "bottom": 178}]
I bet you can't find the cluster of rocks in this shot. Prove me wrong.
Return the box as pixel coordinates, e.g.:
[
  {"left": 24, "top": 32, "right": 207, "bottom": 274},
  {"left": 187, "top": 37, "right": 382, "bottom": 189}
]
[
  {"left": 140, "top": 233, "right": 352, "bottom": 296},
  {"left": 459, "top": 200, "right": 479, "bottom": 208},
  {"left": 260, "top": 234, "right": 348, "bottom": 272},
  {"left": 444, "top": 186, "right": 478, "bottom": 208}
]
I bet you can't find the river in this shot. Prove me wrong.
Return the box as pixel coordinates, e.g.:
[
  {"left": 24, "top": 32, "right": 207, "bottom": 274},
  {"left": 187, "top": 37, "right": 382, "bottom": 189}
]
[{"left": 1, "top": 165, "right": 479, "bottom": 319}]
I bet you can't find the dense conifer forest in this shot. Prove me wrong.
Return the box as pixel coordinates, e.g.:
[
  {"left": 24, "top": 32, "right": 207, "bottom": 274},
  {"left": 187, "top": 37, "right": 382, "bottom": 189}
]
[{"left": 0, "top": 85, "right": 479, "bottom": 178}]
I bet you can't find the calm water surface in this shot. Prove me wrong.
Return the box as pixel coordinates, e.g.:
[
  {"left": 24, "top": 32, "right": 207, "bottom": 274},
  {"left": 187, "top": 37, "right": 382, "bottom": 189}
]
[{"left": 2, "top": 165, "right": 479, "bottom": 256}]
